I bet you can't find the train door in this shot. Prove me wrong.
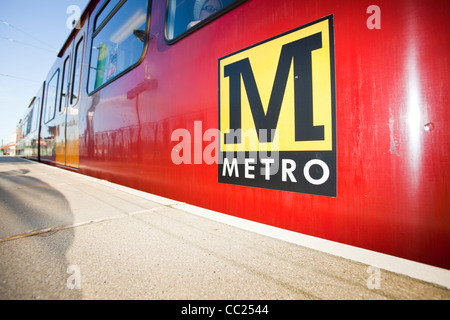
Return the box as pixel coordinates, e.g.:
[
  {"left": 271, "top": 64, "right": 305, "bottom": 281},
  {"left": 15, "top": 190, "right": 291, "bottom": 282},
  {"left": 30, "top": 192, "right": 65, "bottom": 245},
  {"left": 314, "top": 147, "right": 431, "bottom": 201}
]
[
  {"left": 56, "top": 49, "right": 72, "bottom": 165},
  {"left": 36, "top": 82, "right": 45, "bottom": 161},
  {"left": 56, "top": 29, "right": 85, "bottom": 168},
  {"left": 66, "top": 32, "right": 84, "bottom": 169}
]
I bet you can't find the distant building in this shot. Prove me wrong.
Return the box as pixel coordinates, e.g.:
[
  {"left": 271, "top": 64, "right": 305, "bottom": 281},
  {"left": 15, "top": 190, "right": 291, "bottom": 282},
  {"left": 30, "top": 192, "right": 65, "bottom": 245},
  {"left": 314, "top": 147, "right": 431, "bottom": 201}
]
[
  {"left": 1, "top": 132, "right": 17, "bottom": 156},
  {"left": 1, "top": 142, "right": 15, "bottom": 156}
]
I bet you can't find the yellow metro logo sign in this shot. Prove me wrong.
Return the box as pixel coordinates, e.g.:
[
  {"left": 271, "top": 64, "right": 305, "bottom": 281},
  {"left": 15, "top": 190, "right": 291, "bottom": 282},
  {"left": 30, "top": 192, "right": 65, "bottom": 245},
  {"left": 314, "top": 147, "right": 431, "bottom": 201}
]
[
  {"left": 220, "top": 17, "right": 333, "bottom": 152},
  {"left": 218, "top": 16, "right": 337, "bottom": 197}
]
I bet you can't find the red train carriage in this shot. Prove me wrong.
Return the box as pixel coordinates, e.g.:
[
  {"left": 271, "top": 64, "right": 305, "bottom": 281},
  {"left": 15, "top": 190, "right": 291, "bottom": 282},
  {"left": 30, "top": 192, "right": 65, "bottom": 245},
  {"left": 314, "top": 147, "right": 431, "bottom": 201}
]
[
  {"left": 16, "top": 85, "right": 44, "bottom": 159},
  {"left": 16, "top": 0, "right": 450, "bottom": 270}
]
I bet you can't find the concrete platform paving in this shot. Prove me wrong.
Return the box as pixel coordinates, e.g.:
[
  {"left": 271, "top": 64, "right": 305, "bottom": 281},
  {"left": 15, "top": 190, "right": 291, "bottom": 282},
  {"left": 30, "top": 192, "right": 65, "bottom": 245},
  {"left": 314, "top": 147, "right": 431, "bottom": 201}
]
[{"left": 0, "top": 156, "right": 449, "bottom": 300}]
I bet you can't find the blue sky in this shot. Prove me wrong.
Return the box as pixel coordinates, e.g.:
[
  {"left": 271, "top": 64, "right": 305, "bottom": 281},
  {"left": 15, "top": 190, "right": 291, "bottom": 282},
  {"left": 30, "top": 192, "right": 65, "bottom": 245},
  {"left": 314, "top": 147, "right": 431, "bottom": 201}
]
[{"left": 0, "top": 0, "right": 89, "bottom": 146}]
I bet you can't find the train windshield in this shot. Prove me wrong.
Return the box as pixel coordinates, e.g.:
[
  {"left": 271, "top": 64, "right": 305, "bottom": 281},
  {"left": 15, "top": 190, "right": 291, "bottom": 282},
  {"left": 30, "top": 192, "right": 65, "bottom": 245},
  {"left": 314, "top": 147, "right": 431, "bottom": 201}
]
[{"left": 166, "top": 0, "right": 241, "bottom": 41}]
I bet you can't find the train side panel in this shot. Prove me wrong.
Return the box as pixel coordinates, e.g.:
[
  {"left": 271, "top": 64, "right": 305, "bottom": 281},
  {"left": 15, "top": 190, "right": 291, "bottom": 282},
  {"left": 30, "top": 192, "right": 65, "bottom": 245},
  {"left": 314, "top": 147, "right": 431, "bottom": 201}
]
[
  {"left": 18, "top": 0, "right": 449, "bottom": 270},
  {"left": 78, "top": 0, "right": 449, "bottom": 269}
]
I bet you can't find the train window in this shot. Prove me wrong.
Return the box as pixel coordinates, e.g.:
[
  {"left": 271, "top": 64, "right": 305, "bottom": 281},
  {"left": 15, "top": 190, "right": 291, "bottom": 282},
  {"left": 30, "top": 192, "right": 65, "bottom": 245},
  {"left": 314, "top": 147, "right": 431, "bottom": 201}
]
[
  {"left": 71, "top": 37, "right": 84, "bottom": 104},
  {"left": 31, "top": 98, "right": 40, "bottom": 133},
  {"left": 166, "top": 0, "right": 242, "bottom": 41},
  {"left": 95, "top": 0, "right": 122, "bottom": 31},
  {"left": 88, "top": 0, "right": 150, "bottom": 93},
  {"left": 60, "top": 56, "right": 71, "bottom": 112},
  {"left": 44, "top": 70, "right": 59, "bottom": 123},
  {"left": 25, "top": 112, "right": 32, "bottom": 136},
  {"left": 20, "top": 119, "right": 27, "bottom": 138}
]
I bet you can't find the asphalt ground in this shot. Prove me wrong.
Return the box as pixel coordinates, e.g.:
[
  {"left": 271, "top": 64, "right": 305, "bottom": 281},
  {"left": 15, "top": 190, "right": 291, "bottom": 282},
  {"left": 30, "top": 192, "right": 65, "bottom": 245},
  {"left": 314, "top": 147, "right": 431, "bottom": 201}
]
[{"left": 0, "top": 156, "right": 449, "bottom": 302}]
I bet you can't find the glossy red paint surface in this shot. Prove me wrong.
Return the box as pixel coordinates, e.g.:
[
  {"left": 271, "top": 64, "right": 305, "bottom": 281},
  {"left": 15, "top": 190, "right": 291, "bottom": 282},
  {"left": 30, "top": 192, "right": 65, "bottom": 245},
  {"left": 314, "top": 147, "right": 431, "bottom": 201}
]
[{"left": 19, "top": 0, "right": 450, "bottom": 269}]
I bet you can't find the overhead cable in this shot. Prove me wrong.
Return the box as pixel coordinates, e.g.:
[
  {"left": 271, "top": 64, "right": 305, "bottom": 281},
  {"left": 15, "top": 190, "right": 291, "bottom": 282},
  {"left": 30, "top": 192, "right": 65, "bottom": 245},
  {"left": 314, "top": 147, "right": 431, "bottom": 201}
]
[
  {"left": 0, "top": 73, "right": 41, "bottom": 83},
  {"left": 0, "top": 19, "right": 58, "bottom": 52},
  {"left": 0, "top": 36, "right": 57, "bottom": 53}
]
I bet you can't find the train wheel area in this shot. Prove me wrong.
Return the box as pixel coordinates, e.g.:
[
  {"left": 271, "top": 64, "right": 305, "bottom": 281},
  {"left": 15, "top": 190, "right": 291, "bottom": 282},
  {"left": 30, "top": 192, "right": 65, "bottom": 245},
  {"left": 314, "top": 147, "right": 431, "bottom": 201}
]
[{"left": 0, "top": 156, "right": 449, "bottom": 301}]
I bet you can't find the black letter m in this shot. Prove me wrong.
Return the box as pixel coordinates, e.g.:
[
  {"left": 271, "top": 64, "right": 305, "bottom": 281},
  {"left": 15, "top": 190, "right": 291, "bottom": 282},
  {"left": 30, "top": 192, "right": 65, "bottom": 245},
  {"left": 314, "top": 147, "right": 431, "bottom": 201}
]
[{"left": 224, "top": 32, "right": 324, "bottom": 144}]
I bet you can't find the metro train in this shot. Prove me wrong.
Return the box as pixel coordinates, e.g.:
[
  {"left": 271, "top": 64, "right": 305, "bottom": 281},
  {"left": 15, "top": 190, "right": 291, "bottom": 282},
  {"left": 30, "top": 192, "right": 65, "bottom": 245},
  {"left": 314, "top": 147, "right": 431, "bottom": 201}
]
[{"left": 16, "top": 0, "right": 450, "bottom": 270}]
